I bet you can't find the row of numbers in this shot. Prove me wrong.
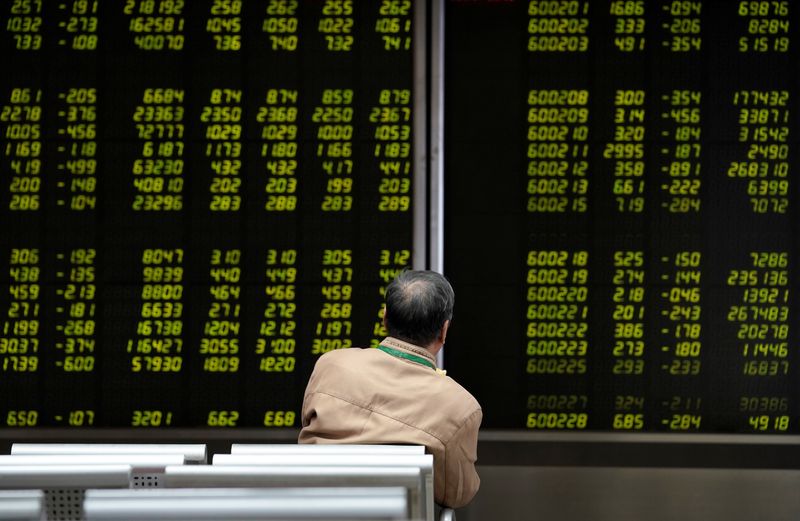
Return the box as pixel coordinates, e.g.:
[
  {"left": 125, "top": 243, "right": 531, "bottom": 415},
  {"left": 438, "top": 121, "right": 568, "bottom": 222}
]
[
  {"left": 1, "top": 87, "right": 413, "bottom": 213},
  {"left": 524, "top": 250, "right": 792, "bottom": 432},
  {"left": 526, "top": 1, "right": 789, "bottom": 53},
  {"left": 0, "top": 248, "right": 407, "bottom": 374},
  {"left": 2, "top": 409, "right": 296, "bottom": 428},
  {"left": 6, "top": 0, "right": 411, "bottom": 52},
  {"left": 521, "top": 88, "right": 791, "bottom": 214}
]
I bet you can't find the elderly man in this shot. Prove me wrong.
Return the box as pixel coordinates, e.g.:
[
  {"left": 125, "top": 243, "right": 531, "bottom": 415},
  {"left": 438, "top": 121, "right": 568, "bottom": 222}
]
[{"left": 299, "top": 270, "right": 482, "bottom": 508}]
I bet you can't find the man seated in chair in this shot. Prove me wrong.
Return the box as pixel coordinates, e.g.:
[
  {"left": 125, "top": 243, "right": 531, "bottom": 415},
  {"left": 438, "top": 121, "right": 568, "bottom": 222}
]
[{"left": 299, "top": 270, "right": 482, "bottom": 508}]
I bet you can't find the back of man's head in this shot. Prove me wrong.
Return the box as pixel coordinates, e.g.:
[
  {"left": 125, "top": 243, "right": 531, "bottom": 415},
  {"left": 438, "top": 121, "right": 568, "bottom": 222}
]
[{"left": 384, "top": 270, "right": 455, "bottom": 347}]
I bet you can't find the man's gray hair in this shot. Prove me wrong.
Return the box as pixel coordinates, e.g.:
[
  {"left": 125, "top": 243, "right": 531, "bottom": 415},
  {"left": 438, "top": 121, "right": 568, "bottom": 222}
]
[{"left": 384, "top": 270, "right": 454, "bottom": 346}]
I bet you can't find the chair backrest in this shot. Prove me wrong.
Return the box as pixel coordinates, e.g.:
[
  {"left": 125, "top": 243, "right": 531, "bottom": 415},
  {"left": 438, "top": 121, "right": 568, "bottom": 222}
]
[
  {"left": 11, "top": 445, "right": 207, "bottom": 464},
  {"left": 0, "top": 465, "right": 132, "bottom": 521},
  {"left": 0, "top": 490, "right": 44, "bottom": 521},
  {"left": 0, "top": 456, "right": 184, "bottom": 489},
  {"left": 83, "top": 487, "right": 409, "bottom": 520},
  {"left": 212, "top": 453, "right": 433, "bottom": 521},
  {"left": 163, "top": 465, "right": 425, "bottom": 519},
  {"left": 230, "top": 444, "right": 425, "bottom": 456}
]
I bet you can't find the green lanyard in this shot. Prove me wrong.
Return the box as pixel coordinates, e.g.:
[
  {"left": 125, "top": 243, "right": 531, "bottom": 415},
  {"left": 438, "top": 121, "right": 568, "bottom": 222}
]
[{"left": 377, "top": 345, "right": 436, "bottom": 371}]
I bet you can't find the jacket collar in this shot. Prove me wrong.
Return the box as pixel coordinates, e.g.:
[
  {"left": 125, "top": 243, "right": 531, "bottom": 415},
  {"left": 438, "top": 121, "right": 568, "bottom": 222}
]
[{"left": 379, "top": 337, "right": 438, "bottom": 370}]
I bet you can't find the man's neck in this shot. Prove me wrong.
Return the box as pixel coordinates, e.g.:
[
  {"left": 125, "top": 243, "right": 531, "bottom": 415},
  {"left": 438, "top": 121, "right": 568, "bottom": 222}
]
[{"left": 424, "top": 342, "right": 442, "bottom": 357}]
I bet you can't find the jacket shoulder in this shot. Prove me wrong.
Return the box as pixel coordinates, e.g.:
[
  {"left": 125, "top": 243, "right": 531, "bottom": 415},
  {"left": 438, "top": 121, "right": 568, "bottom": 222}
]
[{"left": 431, "top": 374, "right": 482, "bottom": 425}]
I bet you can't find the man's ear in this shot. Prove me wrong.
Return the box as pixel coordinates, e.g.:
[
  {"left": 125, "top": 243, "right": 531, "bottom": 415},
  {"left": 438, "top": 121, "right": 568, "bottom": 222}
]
[
  {"left": 440, "top": 319, "right": 450, "bottom": 344},
  {"left": 382, "top": 306, "right": 388, "bottom": 328}
]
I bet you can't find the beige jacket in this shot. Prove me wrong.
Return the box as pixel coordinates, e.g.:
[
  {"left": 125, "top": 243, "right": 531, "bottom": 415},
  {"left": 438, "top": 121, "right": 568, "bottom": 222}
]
[{"left": 299, "top": 337, "right": 482, "bottom": 508}]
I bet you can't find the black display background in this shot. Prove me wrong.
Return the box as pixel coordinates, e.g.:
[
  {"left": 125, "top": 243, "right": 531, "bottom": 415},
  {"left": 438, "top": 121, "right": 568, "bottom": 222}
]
[
  {"left": 0, "top": 0, "right": 414, "bottom": 427},
  {"left": 444, "top": 0, "right": 800, "bottom": 431}
]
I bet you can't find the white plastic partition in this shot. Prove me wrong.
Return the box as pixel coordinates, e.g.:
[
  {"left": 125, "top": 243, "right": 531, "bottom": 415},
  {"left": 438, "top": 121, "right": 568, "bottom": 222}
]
[
  {"left": 213, "top": 453, "right": 432, "bottom": 468},
  {"left": 0, "top": 490, "right": 44, "bottom": 521},
  {"left": 83, "top": 487, "right": 409, "bottom": 520},
  {"left": 11, "top": 445, "right": 207, "bottom": 464},
  {"left": 0, "top": 465, "right": 132, "bottom": 521},
  {"left": 163, "top": 465, "right": 424, "bottom": 519},
  {"left": 0, "top": 455, "right": 184, "bottom": 490},
  {"left": 0, "top": 465, "right": 132, "bottom": 490},
  {"left": 213, "top": 453, "right": 434, "bottom": 521},
  {"left": 230, "top": 444, "right": 425, "bottom": 455},
  {"left": 0, "top": 456, "right": 184, "bottom": 469}
]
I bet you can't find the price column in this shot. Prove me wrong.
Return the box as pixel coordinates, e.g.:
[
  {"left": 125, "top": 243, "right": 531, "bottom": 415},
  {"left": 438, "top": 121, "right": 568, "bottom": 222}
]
[
  {"left": 659, "top": 90, "right": 701, "bottom": 213},
  {"left": 57, "top": 88, "right": 97, "bottom": 210},
  {"left": 610, "top": 250, "right": 646, "bottom": 430},
  {"left": 658, "top": 251, "right": 703, "bottom": 374},
  {"left": 314, "top": 89, "right": 354, "bottom": 212},
  {"left": 55, "top": 249, "right": 97, "bottom": 374},
  {"left": 58, "top": 0, "right": 99, "bottom": 51},
  {"left": 199, "top": 249, "right": 241, "bottom": 375},
  {"left": 727, "top": 90, "right": 789, "bottom": 215},
  {"left": 202, "top": 88, "right": 243, "bottom": 212},
  {"left": 370, "top": 89, "right": 412, "bottom": 213},
  {"left": 2, "top": 88, "right": 42, "bottom": 211},
  {"left": 608, "top": 90, "right": 646, "bottom": 213},
  {"left": 726, "top": 252, "right": 791, "bottom": 432},
  {"left": 258, "top": 89, "right": 299, "bottom": 212},
  {"left": 5, "top": 0, "right": 42, "bottom": 50},
  {"left": 127, "top": 249, "right": 184, "bottom": 375},
  {"left": 262, "top": 0, "right": 299, "bottom": 51},
  {"left": 206, "top": 0, "right": 241, "bottom": 52},
  {"left": 123, "top": 0, "right": 185, "bottom": 52},
  {"left": 375, "top": 0, "right": 412, "bottom": 51},
  {"left": 736, "top": 1, "right": 789, "bottom": 53},
  {"left": 3, "top": 249, "right": 40, "bottom": 374},
  {"left": 660, "top": 0, "right": 702, "bottom": 52},
  {"left": 312, "top": 250, "right": 353, "bottom": 356},
  {"left": 318, "top": 0, "right": 354, "bottom": 52},
  {"left": 610, "top": 0, "right": 645, "bottom": 52},
  {"left": 257, "top": 249, "right": 298, "bottom": 374},
  {"left": 131, "top": 89, "right": 184, "bottom": 212},
  {"left": 655, "top": 251, "right": 702, "bottom": 431}
]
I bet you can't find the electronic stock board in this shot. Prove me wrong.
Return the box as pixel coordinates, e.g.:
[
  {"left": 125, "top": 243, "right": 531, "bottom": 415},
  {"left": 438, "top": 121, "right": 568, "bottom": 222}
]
[
  {"left": 0, "top": 0, "right": 416, "bottom": 428},
  {"left": 4, "top": 0, "right": 799, "bottom": 436},
  {"left": 444, "top": 0, "right": 800, "bottom": 433}
]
